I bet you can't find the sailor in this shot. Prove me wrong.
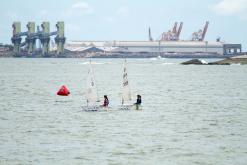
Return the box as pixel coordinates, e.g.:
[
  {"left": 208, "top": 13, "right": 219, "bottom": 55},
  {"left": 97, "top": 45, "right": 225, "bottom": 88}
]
[
  {"left": 102, "top": 95, "right": 109, "bottom": 107},
  {"left": 134, "top": 95, "right": 142, "bottom": 110}
]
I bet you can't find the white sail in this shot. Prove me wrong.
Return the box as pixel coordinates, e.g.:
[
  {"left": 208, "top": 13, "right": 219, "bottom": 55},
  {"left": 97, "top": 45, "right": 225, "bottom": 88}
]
[
  {"left": 122, "top": 59, "right": 131, "bottom": 104},
  {"left": 86, "top": 61, "right": 98, "bottom": 104}
]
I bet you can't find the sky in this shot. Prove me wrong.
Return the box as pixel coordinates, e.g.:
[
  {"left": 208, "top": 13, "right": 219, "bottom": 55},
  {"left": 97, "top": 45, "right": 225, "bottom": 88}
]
[{"left": 1, "top": 0, "right": 247, "bottom": 50}]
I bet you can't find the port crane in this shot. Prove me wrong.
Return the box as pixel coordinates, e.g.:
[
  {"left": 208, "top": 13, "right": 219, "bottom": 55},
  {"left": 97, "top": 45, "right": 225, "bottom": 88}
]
[
  {"left": 191, "top": 21, "right": 209, "bottom": 41},
  {"left": 160, "top": 22, "right": 183, "bottom": 41},
  {"left": 148, "top": 27, "right": 153, "bottom": 41}
]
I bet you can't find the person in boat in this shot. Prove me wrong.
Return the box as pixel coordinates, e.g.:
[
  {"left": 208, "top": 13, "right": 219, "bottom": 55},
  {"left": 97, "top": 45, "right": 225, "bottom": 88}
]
[
  {"left": 134, "top": 95, "right": 142, "bottom": 109},
  {"left": 135, "top": 95, "right": 142, "bottom": 105},
  {"left": 136, "top": 95, "right": 142, "bottom": 105},
  {"left": 102, "top": 95, "right": 109, "bottom": 107}
]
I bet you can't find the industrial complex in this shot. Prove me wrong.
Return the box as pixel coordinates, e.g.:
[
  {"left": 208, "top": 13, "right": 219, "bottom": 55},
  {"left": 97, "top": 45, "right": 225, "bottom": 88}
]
[
  {"left": 11, "top": 21, "right": 65, "bottom": 57},
  {"left": 1, "top": 21, "right": 243, "bottom": 58},
  {"left": 65, "top": 21, "right": 242, "bottom": 58}
]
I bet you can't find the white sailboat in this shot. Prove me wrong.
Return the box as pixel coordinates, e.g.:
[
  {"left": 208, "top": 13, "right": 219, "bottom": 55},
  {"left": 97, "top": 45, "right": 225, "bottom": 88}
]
[
  {"left": 82, "top": 60, "right": 100, "bottom": 111},
  {"left": 119, "top": 59, "right": 133, "bottom": 110}
]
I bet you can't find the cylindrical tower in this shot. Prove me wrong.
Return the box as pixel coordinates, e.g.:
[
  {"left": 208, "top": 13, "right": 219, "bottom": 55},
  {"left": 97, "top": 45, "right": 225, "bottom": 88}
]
[
  {"left": 11, "top": 22, "right": 22, "bottom": 55},
  {"left": 55, "top": 22, "right": 66, "bottom": 55},
  {"left": 26, "top": 22, "right": 36, "bottom": 55},
  {"left": 40, "top": 22, "right": 50, "bottom": 56}
]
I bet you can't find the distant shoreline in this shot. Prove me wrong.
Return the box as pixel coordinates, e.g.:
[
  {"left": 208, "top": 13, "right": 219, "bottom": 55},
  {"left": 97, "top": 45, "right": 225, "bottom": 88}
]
[{"left": 0, "top": 52, "right": 240, "bottom": 59}]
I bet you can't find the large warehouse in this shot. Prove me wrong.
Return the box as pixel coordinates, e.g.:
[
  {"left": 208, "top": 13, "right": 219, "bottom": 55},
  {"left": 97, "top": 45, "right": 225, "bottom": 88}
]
[{"left": 65, "top": 40, "right": 242, "bottom": 57}]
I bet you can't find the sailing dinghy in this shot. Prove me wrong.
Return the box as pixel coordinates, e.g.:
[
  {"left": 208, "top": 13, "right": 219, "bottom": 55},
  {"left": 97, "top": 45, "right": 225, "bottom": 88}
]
[
  {"left": 119, "top": 59, "right": 134, "bottom": 110},
  {"left": 81, "top": 60, "right": 101, "bottom": 111}
]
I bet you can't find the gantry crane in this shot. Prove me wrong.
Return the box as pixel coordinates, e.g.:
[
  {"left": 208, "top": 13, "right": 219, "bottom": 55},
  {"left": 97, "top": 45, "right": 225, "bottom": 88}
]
[
  {"left": 160, "top": 22, "right": 183, "bottom": 41},
  {"left": 191, "top": 21, "right": 209, "bottom": 41}
]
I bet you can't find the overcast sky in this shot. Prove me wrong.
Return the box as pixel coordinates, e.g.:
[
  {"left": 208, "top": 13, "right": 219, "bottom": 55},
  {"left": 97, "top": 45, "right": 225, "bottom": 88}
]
[{"left": 1, "top": 0, "right": 247, "bottom": 50}]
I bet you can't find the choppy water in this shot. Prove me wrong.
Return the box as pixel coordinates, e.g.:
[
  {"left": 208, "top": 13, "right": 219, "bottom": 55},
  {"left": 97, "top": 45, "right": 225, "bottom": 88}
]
[{"left": 0, "top": 58, "right": 247, "bottom": 165}]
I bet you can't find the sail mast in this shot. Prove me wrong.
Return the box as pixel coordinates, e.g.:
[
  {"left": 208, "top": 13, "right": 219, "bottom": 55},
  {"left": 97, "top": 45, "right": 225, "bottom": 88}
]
[
  {"left": 122, "top": 59, "right": 131, "bottom": 105},
  {"left": 86, "top": 59, "right": 98, "bottom": 105},
  {"left": 90, "top": 59, "right": 99, "bottom": 101}
]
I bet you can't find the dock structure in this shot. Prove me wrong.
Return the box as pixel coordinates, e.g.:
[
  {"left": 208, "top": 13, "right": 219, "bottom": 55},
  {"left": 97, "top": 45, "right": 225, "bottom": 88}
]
[{"left": 11, "top": 21, "right": 65, "bottom": 57}]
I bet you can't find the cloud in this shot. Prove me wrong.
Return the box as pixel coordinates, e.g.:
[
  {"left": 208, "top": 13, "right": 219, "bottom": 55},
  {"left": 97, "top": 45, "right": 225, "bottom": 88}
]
[
  {"left": 39, "top": 10, "right": 48, "bottom": 16},
  {"left": 61, "top": 1, "right": 94, "bottom": 19},
  {"left": 33, "top": 2, "right": 94, "bottom": 21},
  {"left": 38, "top": 9, "right": 50, "bottom": 19},
  {"left": 104, "top": 6, "right": 130, "bottom": 22},
  {"left": 104, "top": 17, "right": 115, "bottom": 22},
  {"left": 67, "top": 23, "right": 80, "bottom": 32},
  {"left": 212, "top": 0, "right": 247, "bottom": 16},
  {"left": 71, "top": 1, "right": 94, "bottom": 15},
  {"left": 116, "top": 6, "right": 129, "bottom": 17},
  {"left": 5, "top": 11, "right": 19, "bottom": 21}
]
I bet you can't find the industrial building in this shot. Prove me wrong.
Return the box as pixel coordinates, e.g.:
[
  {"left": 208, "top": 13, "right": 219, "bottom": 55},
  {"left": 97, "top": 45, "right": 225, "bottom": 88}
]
[
  {"left": 65, "top": 21, "right": 242, "bottom": 57},
  {"left": 65, "top": 40, "right": 241, "bottom": 57},
  {"left": 11, "top": 21, "right": 65, "bottom": 57}
]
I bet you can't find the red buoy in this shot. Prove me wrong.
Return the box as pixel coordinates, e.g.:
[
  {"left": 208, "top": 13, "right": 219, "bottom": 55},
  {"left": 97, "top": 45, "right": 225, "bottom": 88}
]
[{"left": 57, "top": 85, "right": 70, "bottom": 96}]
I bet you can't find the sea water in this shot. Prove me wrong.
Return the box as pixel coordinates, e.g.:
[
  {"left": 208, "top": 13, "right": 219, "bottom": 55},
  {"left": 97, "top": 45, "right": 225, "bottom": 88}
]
[{"left": 0, "top": 58, "right": 247, "bottom": 164}]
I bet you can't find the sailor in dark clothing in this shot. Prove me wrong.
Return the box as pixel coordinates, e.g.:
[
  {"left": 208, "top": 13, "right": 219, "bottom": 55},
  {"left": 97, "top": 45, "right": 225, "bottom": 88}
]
[
  {"left": 134, "top": 95, "right": 142, "bottom": 110},
  {"left": 102, "top": 95, "right": 109, "bottom": 107},
  {"left": 136, "top": 95, "right": 141, "bottom": 104}
]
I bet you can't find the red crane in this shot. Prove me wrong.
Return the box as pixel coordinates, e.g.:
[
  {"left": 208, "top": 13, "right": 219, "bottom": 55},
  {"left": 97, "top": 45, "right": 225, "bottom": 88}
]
[
  {"left": 176, "top": 22, "right": 183, "bottom": 40},
  {"left": 172, "top": 22, "right": 178, "bottom": 34},
  {"left": 200, "top": 21, "right": 209, "bottom": 41}
]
